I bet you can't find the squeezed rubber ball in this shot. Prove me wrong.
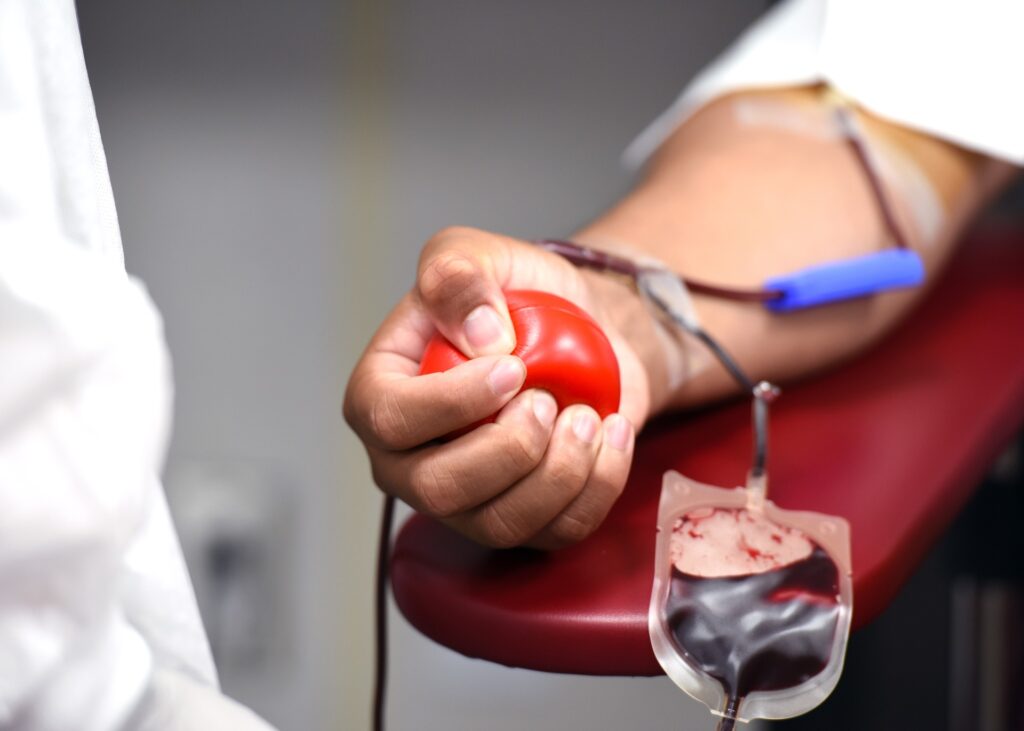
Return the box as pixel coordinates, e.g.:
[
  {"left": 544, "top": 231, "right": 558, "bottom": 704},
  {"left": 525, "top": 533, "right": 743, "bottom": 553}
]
[{"left": 419, "top": 290, "right": 621, "bottom": 433}]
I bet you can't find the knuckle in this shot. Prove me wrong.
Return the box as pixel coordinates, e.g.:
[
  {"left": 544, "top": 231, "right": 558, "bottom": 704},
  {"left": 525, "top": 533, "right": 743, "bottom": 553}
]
[
  {"left": 368, "top": 389, "right": 412, "bottom": 448},
  {"left": 448, "top": 376, "right": 490, "bottom": 421},
  {"left": 407, "top": 460, "right": 462, "bottom": 519},
  {"left": 417, "top": 250, "right": 480, "bottom": 309},
  {"left": 479, "top": 505, "right": 530, "bottom": 549},
  {"left": 547, "top": 512, "right": 598, "bottom": 546},
  {"left": 342, "top": 372, "right": 372, "bottom": 433},
  {"left": 341, "top": 386, "right": 360, "bottom": 430},
  {"left": 546, "top": 455, "right": 590, "bottom": 493},
  {"left": 607, "top": 472, "right": 629, "bottom": 500},
  {"left": 496, "top": 425, "right": 546, "bottom": 473}
]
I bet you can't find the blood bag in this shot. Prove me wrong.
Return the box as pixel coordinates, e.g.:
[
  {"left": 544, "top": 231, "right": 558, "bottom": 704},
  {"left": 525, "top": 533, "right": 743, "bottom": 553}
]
[{"left": 649, "top": 472, "right": 852, "bottom": 730}]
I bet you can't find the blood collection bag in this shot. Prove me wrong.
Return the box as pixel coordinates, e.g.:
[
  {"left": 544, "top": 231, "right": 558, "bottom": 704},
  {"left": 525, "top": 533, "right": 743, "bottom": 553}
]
[{"left": 649, "top": 472, "right": 852, "bottom": 730}]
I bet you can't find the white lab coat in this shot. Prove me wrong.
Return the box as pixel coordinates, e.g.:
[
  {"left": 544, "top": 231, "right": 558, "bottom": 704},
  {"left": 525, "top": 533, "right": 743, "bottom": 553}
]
[
  {"left": 0, "top": 2, "right": 271, "bottom": 729},
  {"left": 627, "top": 0, "right": 1024, "bottom": 167}
]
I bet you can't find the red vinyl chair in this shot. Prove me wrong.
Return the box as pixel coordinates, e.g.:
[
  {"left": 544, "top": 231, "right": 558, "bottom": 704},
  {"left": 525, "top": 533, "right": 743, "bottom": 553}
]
[{"left": 390, "top": 227, "right": 1024, "bottom": 677}]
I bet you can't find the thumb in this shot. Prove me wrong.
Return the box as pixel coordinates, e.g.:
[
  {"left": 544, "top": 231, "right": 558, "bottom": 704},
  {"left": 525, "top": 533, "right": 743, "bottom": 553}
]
[{"left": 415, "top": 227, "right": 516, "bottom": 358}]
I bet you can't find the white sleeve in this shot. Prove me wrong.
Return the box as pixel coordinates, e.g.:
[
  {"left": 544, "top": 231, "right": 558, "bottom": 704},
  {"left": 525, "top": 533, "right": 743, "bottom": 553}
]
[
  {"left": 625, "top": 0, "right": 1024, "bottom": 167},
  {"left": 0, "top": 1, "right": 273, "bottom": 729},
  {"left": 0, "top": 245, "right": 182, "bottom": 730}
]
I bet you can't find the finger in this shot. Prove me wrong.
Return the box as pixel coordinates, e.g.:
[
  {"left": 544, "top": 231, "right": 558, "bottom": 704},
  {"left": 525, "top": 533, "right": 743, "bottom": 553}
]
[
  {"left": 528, "top": 413, "right": 635, "bottom": 550},
  {"left": 343, "top": 294, "right": 440, "bottom": 436},
  {"left": 415, "top": 226, "right": 517, "bottom": 358},
  {"left": 370, "top": 389, "right": 558, "bottom": 517},
  {"left": 448, "top": 403, "right": 603, "bottom": 548},
  {"left": 348, "top": 353, "right": 526, "bottom": 451}
]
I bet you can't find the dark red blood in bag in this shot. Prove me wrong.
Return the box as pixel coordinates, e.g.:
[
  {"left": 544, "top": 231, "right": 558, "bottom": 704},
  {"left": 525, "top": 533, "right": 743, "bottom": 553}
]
[
  {"left": 419, "top": 290, "right": 621, "bottom": 435},
  {"left": 665, "top": 546, "right": 841, "bottom": 729}
]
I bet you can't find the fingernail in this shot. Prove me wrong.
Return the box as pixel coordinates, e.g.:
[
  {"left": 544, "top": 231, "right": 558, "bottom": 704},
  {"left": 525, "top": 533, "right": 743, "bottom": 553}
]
[
  {"left": 487, "top": 357, "right": 524, "bottom": 396},
  {"left": 532, "top": 391, "right": 557, "bottom": 428},
  {"left": 464, "top": 305, "right": 514, "bottom": 354},
  {"left": 572, "top": 410, "right": 598, "bottom": 444},
  {"left": 605, "top": 414, "right": 632, "bottom": 451}
]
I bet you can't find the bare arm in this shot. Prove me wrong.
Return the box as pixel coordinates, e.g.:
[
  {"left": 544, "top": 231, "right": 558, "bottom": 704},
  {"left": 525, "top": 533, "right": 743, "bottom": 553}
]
[
  {"left": 344, "top": 86, "right": 1019, "bottom": 548},
  {"left": 576, "top": 85, "right": 1019, "bottom": 414}
]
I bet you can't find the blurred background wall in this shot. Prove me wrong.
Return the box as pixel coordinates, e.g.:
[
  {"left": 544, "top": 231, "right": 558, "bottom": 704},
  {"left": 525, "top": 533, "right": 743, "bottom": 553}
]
[{"left": 77, "top": 2, "right": 765, "bottom": 729}]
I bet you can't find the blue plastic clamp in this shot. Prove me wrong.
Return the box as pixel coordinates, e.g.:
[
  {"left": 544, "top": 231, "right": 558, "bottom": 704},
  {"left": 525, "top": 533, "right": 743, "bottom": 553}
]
[{"left": 763, "top": 249, "right": 925, "bottom": 313}]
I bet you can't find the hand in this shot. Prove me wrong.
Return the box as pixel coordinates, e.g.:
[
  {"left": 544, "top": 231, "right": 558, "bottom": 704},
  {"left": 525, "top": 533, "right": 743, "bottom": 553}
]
[{"left": 344, "top": 226, "right": 654, "bottom": 549}]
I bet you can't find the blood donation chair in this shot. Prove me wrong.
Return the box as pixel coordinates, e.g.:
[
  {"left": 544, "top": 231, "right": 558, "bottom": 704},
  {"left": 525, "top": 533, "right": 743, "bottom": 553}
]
[{"left": 389, "top": 227, "right": 1024, "bottom": 719}]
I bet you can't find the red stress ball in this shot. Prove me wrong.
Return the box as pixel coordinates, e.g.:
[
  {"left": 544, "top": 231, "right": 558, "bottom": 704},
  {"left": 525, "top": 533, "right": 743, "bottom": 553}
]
[{"left": 419, "top": 290, "right": 621, "bottom": 432}]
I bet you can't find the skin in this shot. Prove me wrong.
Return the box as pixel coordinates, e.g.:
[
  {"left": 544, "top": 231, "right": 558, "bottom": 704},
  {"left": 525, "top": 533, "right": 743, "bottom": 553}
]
[{"left": 344, "top": 86, "right": 1018, "bottom": 550}]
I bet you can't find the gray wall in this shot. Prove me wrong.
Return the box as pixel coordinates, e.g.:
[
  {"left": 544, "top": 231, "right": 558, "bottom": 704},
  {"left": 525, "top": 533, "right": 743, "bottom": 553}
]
[{"left": 78, "top": 2, "right": 763, "bottom": 729}]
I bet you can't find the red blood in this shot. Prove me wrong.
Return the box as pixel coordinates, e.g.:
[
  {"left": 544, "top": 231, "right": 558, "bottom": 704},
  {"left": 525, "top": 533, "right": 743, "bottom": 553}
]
[
  {"left": 738, "top": 536, "right": 766, "bottom": 561},
  {"left": 419, "top": 290, "right": 621, "bottom": 435},
  {"left": 666, "top": 545, "right": 842, "bottom": 726}
]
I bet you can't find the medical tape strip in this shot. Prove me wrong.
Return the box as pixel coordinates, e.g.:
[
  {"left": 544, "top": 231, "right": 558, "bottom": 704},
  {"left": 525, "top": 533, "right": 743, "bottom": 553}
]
[{"left": 571, "top": 238, "right": 711, "bottom": 390}]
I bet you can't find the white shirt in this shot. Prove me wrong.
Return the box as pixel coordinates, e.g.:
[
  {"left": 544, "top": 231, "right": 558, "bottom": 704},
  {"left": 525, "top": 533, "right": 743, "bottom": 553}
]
[
  {"left": 0, "top": 2, "right": 270, "bottom": 728},
  {"left": 627, "top": 0, "right": 1024, "bottom": 167}
]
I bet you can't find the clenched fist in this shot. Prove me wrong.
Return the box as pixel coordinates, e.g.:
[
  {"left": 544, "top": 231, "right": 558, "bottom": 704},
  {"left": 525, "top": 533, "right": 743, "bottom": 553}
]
[{"left": 343, "top": 227, "right": 655, "bottom": 549}]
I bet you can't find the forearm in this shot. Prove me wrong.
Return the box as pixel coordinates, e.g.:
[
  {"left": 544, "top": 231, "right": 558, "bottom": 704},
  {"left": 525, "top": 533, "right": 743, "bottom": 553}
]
[
  {"left": 575, "top": 86, "right": 1019, "bottom": 417},
  {"left": 346, "top": 88, "right": 1017, "bottom": 549}
]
